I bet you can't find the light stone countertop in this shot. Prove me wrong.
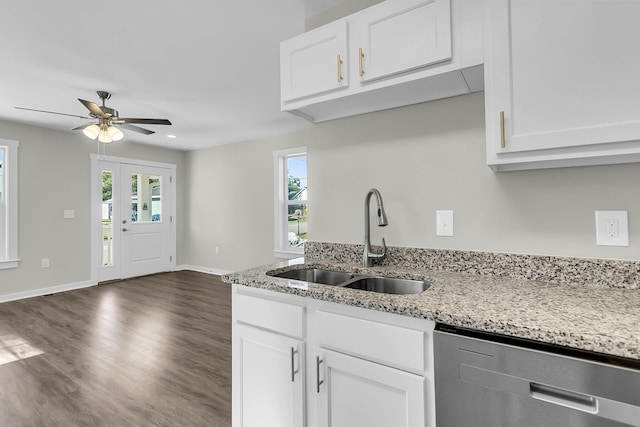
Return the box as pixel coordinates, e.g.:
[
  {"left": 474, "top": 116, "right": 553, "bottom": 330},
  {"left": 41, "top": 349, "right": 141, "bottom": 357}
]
[{"left": 223, "top": 258, "right": 640, "bottom": 362}]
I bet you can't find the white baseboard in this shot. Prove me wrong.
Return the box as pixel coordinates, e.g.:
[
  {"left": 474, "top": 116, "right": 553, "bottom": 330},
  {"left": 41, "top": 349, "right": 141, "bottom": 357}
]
[
  {"left": 0, "top": 266, "right": 233, "bottom": 304},
  {"left": 0, "top": 279, "right": 96, "bottom": 304},
  {"left": 175, "top": 264, "right": 233, "bottom": 276}
]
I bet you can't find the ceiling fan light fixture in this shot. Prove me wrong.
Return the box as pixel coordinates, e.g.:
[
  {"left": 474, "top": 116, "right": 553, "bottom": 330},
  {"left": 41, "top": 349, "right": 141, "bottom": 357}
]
[
  {"left": 98, "top": 124, "right": 112, "bottom": 143},
  {"left": 108, "top": 126, "right": 124, "bottom": 141},
  {"left": 83, "top": 124, "right": 100, "bottom": 139}
]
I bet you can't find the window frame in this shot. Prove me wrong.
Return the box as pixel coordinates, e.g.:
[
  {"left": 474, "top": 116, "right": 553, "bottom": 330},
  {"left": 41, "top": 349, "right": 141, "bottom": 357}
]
[
  {"left": 273, "top": 147, "right": 307, "bottom": 259},
  {"left": 0, "top": 139, "right": 19, "bottom": 270}
]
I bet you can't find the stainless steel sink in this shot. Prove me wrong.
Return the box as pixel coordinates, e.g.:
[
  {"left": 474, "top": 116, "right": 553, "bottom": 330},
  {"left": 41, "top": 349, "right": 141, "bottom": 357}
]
[
  {"left": 269, "top": 268, "right": 355, "bottom": 286},
  {"left": 269, "top": 267, "right": 430, "bottom": 295},
  {"left": 344, "top": 276, "right": 430, "bottom": 295}
]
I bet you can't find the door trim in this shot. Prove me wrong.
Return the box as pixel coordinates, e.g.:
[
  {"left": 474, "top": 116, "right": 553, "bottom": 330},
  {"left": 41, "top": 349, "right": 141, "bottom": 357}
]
[{"left": 90, "top": 154, "right": 177, "bottom": 284}]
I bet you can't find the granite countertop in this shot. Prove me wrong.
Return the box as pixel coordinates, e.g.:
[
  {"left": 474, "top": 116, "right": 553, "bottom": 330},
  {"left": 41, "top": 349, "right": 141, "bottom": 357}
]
[{"left": 223, "top": 255, "right": 640, "bottom": 362}]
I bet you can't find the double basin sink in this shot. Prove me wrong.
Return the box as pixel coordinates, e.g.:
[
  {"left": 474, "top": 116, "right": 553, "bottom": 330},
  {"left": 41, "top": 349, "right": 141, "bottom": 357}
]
[{"left": 267, "top": 268, "right": 430, "bottom": 295}]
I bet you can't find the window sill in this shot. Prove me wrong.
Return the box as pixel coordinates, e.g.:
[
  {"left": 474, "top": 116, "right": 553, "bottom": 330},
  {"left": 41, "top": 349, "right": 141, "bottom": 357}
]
[
  {"left": 274, "top": 250, "right": 304, "bottom": 260},
  {"left": 0, "top": 259, "right": 20, "bottom": 270}
]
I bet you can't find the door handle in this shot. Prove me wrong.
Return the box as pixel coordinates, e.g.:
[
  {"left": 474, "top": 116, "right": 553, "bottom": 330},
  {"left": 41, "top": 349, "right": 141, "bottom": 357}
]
[
  {"left": 122, "top": 228, "right": 128, "bottom": 232},
  {"left": 530, "top": 382, "right": 597, "bottom": 413},
  {"left": 290, "top": 347, "right": 299, "bottom": 382},
  {"left": 500, "top": 111, "right": 506, "bottom": 148},
  {"left": 316, "top": 356, "right": 324, "bottom": 393}
]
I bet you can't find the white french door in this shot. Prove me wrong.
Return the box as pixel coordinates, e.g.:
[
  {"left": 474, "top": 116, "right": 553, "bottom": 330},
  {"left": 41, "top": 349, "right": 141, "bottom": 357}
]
[{"left": 93, "top": 156, "right": 175, "bottom": 282}]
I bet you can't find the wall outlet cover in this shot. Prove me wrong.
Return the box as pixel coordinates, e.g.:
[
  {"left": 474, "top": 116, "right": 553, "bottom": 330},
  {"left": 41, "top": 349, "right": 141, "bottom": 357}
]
[
  {"left": 436, "top": 210, "right": 454, "bottom": 237},
  {"left": 595, "top": 211, "right": 629, "bottom": 246}
]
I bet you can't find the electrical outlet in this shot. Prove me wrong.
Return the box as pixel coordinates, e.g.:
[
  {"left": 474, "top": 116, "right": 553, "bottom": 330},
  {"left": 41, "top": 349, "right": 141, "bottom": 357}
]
[
  {"left": 215, "top": 246, "right": 220, "bottom": 255},
  {"left": 606, "top": 219, "right": 619, "bottom": 238},
  {"left": 595, "top": 211, "right": 629, "bottom": 246},
  {"left": 436, "top": 210, "right": 454, "bottom": 237},
  {"left": 42, "top": 258, "right": 50, "bottom": 268}
]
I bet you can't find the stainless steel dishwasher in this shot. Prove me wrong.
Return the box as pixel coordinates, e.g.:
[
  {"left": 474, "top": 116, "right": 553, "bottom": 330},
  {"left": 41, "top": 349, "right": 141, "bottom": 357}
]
[{"left": 434, "top": 325, "right": 640, "bottom": 427}]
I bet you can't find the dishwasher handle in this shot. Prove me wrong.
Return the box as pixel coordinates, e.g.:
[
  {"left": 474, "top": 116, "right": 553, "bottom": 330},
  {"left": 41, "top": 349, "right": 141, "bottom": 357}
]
[{"left": 530, "top": 382, "right": 597, "bottom": 414}]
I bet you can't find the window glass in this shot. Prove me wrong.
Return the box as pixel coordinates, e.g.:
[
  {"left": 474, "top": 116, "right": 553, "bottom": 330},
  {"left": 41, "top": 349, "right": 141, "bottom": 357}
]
[
  {"left": 286, "top": 156, "right": 307, "bottom": 248},
  {"left": 0, "top": 147, "right": 4, "bottom": 203},
  {"left": 274, "top": 147, "right": 308, "bottom": 257},
  {"left": 0, "top": 147, "right": 5, "bottom": 260},
  {"left": 0, "top": 139, "right": 18, "bottom": 268}
]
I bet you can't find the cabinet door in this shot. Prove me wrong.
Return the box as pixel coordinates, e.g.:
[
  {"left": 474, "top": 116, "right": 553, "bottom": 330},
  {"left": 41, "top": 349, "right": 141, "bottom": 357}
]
[
  {"left": 281, "top": 21, "right": 349, "bottom": 102},
  {"left": 234, "top": 324, "right": 305, "bottom": 427},
  {"left": 485, "top": 1, "right": 640, "bottom": 163},
  {"left": 316, "top": 349, "right": 426, "bottom": 427},
  {"left": 357, "top": 0, "right": 451, "bottom": 83}
]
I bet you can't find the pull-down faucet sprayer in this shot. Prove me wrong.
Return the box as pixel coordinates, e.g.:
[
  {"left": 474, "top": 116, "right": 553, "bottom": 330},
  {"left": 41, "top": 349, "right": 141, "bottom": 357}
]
[{"left": 363, "top": 188, "right": 388, "bottom": 267}]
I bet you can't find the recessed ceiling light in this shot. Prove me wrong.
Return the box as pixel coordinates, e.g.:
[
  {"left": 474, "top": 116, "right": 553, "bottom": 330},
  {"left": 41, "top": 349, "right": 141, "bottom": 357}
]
[{"left": 167, "top": 134, "right": 177, "bottom": 139}]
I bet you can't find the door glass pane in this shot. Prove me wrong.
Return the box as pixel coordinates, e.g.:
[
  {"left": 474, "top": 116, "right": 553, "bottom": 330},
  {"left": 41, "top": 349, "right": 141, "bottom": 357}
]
[
  {"left": 102, "top": 170, "right": 113, "bottom": 266},
  {"left": 130, "top": 173, "right": 162, "bottom": 223}
]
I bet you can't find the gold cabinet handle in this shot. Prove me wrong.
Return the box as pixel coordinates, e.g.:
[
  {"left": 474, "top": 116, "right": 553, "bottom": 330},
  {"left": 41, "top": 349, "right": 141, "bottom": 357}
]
[
  {"left": 337, "top": 54, "right": 343, "bottom": 82},
  {"left": 316, "top": 356, "right": 324, "bottom": 393},
  {"left": 500, "top": 111, "right": 506, "bottom": 149},
  {"left": 290, "top": 347, "right": 299, "bottom": 382},
  {"left": 359, "top": 48, "right": 365, "bottom": 76}
]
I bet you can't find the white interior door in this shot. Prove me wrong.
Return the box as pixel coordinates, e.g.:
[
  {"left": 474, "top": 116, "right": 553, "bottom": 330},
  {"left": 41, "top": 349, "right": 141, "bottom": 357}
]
[{"left": 95, "top": 157, "right": 175, "bottom": 282}]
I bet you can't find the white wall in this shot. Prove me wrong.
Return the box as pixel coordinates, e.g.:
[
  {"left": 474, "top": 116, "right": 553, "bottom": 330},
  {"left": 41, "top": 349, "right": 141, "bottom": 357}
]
[
  {"left": 0, "top": 119, "right": 186, "bottom": 297},
  {"left": 309, "top": 92, "right": 640, "bottom": 260},
  {"left": 4, "top": 89, "right": 640, "bottom": 290},
  {"left": 305, "top": 0, "right": 383, "bottom": 30},
  {"left": 183, "top": 131, "right": 308, "bottom": 272},
  {"left": 183, "top": 92, "right": 640, "bottom": 273}
]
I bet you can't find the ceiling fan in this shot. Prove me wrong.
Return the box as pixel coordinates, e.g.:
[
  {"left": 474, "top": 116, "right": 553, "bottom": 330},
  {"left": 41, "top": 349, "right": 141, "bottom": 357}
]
[{"left": 15, "top": 90, "right": 172, "bottom": 143}]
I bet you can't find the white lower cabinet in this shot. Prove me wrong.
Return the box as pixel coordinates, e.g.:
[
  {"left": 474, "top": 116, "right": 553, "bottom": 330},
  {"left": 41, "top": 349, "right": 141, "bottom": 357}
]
[
  {"left": 232, "top": 284, "right": 436, "bottom": 427},
  {"left": 235, "top": 324, "right": 305, "bottom": 427},
  {"left": 316, "top": 349, "right": 426, "bottom": 427},
  {"left": 232, "top": 286, "right": 307, "bottom": 427}
]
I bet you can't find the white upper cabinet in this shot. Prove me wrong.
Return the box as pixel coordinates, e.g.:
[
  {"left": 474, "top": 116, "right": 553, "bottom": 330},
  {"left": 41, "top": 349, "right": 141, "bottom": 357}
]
[
  {"left": 281, "top": 21, "right": 349, "bottom": 102},
  {"left": 357, "top": 0, "right": 452, "bottom": 82},
  {"left": 485, "top": 0, "right": 640, "bottom": 171},
  {"left": 281, "top": 0, "right": 484, "bottom": 123}
]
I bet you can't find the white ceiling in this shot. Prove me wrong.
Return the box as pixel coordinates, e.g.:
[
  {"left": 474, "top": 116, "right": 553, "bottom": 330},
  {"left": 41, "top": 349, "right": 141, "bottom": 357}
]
[{"left": 0, "top": 0, "right": 345, "bottom": 151}]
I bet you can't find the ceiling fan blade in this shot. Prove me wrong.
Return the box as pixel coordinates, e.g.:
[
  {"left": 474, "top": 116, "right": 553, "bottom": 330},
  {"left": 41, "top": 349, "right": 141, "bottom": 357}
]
[
  {"left": 116, "top": 123, "right": 155, "bottom": 135},
  {"left": 113, "top": 118, "right": 172, "bottom": 125},
  {"left": 72, "top": 123, "right": 94, "bottom": 131},
  {"left": 78, "top": 98, "right": 109, "bottom": 118},
  {"left": 14, "top": 107, "right": 92, "bottom": 120}
]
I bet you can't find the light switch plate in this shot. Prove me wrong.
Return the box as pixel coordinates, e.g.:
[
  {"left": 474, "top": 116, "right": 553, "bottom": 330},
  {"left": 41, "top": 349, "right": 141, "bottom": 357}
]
[
  {"left": 436, "top": 210, "right": 454, "bottom": 237},
  {"left": 595, "top": 210, "right": 629, "bottom": 246}
]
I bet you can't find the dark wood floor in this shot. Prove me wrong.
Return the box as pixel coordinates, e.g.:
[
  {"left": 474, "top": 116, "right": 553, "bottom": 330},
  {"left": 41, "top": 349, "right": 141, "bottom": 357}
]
[{"left": 0, "top": 271, "right": 231, "bottom": 426}]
